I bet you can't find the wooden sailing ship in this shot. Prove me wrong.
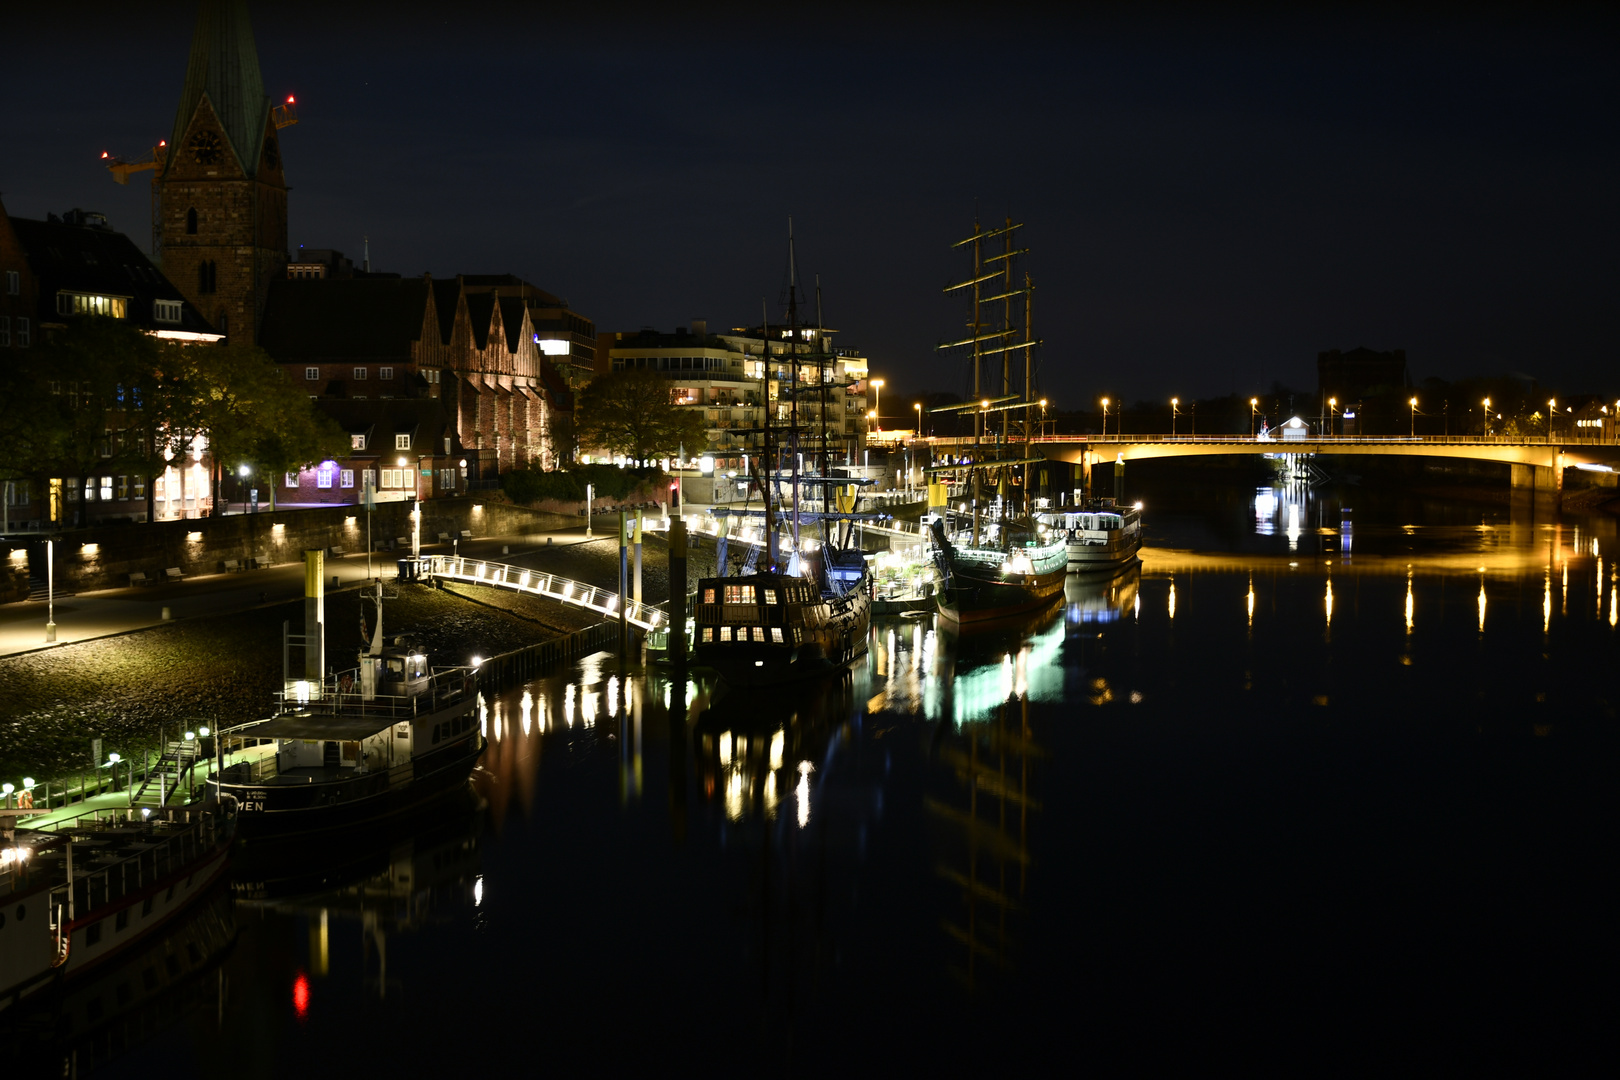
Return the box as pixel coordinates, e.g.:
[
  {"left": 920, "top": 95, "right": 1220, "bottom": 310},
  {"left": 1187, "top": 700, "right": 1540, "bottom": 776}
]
[{"left": 692, "top": 222, "right": 873, "bottom": 685}]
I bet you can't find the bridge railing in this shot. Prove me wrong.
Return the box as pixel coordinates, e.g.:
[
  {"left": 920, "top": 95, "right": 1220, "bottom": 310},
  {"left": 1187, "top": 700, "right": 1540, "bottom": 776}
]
[
  {"left": 924, "top": 433, "right": 1596, "bottom": 447},
  {"left": 423, "top": 555, "right": 666, "bottom": 631}
]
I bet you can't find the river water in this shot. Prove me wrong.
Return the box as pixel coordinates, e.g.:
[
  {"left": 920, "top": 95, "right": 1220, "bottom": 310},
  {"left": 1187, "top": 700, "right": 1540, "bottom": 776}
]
[{"left": 40, "top": 477, "right": 1620, "bottom": 1073}]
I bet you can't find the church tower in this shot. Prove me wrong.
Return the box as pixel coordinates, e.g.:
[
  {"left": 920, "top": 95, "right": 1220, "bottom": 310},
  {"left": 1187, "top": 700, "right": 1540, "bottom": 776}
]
[{"left": 158, "top": 0, "right": 288, "bottom": 344}]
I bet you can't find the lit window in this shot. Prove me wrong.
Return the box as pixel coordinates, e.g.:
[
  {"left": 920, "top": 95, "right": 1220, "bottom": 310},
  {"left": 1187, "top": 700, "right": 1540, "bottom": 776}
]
[
  {"left": 316, "top": 466, "right": 334, "bottom": 489},
  {"left": 351, "top": 434, "right": 366, "bottom": 450},
  {"left": 340, "top": 469, "right": 354, "bottom": 489},
  {"left": 764, "top": 589, "right": 778, "bottom": 605},
  {"left": 703, "top": 588, "right": 715, "bottom": 604},
  {"left": 771, "top": 627, "right": 784, "bottom": 643},
  {"left": 100, "top": 477, "right": 112, "bottom": 500},
  {"left": 353, "top": 367, "right": 367, "bottom": 380},
  {"left": 153, "top": 299, "right": 182, "bottom": 323},
  {"left": 720, "top": 627, "right": 732, "bottom": 641},
  {"left": 702, "top": 628, "right": 714, "bottom": 641},
  {"left": 394, "top": 434, "right": 411, "bottom": 450},
  {"left": 133, "top": 476, "right": 145, "bottom": 498},
  {"left": 724, "top": 584, "right": 753, "bottom": 604},
  {"left": 117, "top": 476, "right": 128, "bottom": 499},
  {"left": 56, "top": 292, "right": 128, "bottom": 318},
  {"left": 752, "top": 627, "right": 765, "bottom": 642},
  {"left": 306, "top": 367, "right": 320, "bottom": 381},
  {"left": 380, "top": 367, "right": 394, "bottom": 380},
  {"left": 285, "top": 472, "right": 298, "bottom": 488}
]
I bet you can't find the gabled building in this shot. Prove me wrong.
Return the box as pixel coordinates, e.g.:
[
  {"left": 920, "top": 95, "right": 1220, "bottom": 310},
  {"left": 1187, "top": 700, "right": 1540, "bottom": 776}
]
[
  {"left": 261, "top": 272, "right": 569, "bottom": 477},
  {"left": 272, "top": 398, "right": 467, "bottom": 508}
]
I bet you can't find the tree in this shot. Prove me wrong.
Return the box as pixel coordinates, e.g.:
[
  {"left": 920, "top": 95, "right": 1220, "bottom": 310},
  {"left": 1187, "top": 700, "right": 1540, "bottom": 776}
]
[{"left": 575, "top": 369, "right": 709, "bottom": 461}]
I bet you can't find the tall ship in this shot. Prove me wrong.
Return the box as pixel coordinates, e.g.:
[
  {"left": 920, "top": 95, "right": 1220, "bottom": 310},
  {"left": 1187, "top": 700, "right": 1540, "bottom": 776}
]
[
  {"left": 928, "top": 218, "right": 1070, "bottom": 627},
  {"left": 1, "top": 804, "right": 233, "bottom": 1014},
  {"left": 692, "top": 223, "right": 873, "bottom": 685},
  {"left": 209, "top": 578, "right": 485, "bottom": 841}
]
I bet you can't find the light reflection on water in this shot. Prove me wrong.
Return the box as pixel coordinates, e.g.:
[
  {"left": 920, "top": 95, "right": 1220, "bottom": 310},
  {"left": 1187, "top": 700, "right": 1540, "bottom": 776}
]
[{"left": 117, "top": 480, "right": 1618, "bottom": 1072}]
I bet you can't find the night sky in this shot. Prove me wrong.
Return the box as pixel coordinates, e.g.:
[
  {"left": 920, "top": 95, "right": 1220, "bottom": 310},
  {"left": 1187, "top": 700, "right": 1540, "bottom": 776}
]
[{"left": 4, "top": 2, "right": 1616, "bottom": 415}]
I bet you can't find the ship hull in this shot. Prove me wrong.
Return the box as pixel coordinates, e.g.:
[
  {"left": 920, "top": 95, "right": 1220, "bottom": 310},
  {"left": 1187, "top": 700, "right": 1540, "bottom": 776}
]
[
  {"left": 935, "top": 563, "right": 1068, "bottom": 626},
  {"left": 215, "top": 730, "right": 484, "bottom": 844},
  {"left": 693, "top": 573, "right": 871, "bottom": 686}
]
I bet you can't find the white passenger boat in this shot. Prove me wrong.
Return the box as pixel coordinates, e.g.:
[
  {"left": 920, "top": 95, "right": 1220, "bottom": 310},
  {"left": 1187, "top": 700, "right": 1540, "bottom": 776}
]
[{"left": 1039, "top": 500, "right": 1143, "bottom": 574}]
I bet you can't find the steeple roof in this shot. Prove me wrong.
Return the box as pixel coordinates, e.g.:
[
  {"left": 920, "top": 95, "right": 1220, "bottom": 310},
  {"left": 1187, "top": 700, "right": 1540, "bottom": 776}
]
[{"left": 169, "top": 0, "right": 271, "bottom": 176}]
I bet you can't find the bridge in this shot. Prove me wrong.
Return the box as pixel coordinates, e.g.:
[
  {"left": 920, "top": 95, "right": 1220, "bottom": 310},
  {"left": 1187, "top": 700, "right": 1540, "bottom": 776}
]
[
  {"left": 423, "top": 555, "right": 668, "bottom": 631},
  {"left": 926, "top": 433, "right": 1620, "bottom": 495}
]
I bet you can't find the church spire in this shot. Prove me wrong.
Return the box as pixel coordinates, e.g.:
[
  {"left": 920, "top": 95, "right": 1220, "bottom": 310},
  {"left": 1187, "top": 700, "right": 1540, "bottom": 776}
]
[{"left": 169, "top": 0, "right": 270, "bottom": 176}]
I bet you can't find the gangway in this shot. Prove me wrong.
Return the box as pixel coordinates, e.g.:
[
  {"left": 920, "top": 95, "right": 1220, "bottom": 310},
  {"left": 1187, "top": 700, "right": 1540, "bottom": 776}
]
[{"left": 422, "top": 555, "right": 667, "bottom": 631}]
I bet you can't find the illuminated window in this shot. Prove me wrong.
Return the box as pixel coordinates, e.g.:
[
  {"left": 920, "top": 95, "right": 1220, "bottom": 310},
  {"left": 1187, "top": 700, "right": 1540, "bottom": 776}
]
[
  {"left": 56, "top": 292, "right": 128, "bottom": 318},
  {"left": 351, "top": 434, "right": 366, "bottom": 450},
  {"left": 100, "top": 477, "right": 112, "bottom": 500},
  {"left": 752, "top": 627, "right": 765, "bottom": 642},
  {"left": 764, "top": 589, "right": 778, "bottom": 605},
  {"left": 116, "top": 476, "right": 128, "bottom": 499},
  {"left": 307, "top": 367, "right": 320, "bottom": 381},
  {"left": 153, "top": 299, "right": 182, "bottom": 322},
  {"left": 771, "top": 627, "right": 784, "bottom": 643},
  {"left": 724, "top": 584, "right": 753, "bottom": 604},
  {"left": 703, "top": 588, "right": 715, "bottom": 604},
  {"left": 316, "top": 466, "right": 333, "bottom": 489},
  {"left": 340, "top": 469, "right": 354, "bottom": 489},
  {"left": 285, "top": 472, "right": 298, "bottom": 488},
  {"left": 133, "top": 476, "right": 145, "bottom": 498},
  {"left": 720, "top": 627, "right": 732, "bottom": 641},
  {"left": 702, "top": 628, "right": 714, "bottom": 641},
  {"left": 394, "top": 434, "right": 411, "bottom": 450}
]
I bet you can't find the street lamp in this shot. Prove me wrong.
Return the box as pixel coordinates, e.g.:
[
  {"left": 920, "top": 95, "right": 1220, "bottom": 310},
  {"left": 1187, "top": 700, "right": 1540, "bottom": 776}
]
[
  {"left": 1548, "top": 398, "right": 1556, "bottom": 443},
  {"left": 238, "top": 463, "right": 252, "bottom": 514},
  {"left": 1482, "top": 397, "right": 1491, "bottom": 437},
  {"left": 1171, "top": 397, "right": 1179, "bottom": 437},
  {"left": 913, "top": 402, "right": 922, "bottom": 437},
  {"left": 1250, "top": 398, "right": 1259, "bottom": 438},
  {"left": 1409, "top": 397, "right": 1419, "bottom": 438},
  {"left": 1101, "top": 397, "right": 1110, "bottom": 437}
]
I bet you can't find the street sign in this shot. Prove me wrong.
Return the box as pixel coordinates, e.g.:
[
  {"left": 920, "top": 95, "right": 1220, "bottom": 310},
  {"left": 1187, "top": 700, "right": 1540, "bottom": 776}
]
[{"left": 91, "top": 737, "right": 101, "bottom": 766}]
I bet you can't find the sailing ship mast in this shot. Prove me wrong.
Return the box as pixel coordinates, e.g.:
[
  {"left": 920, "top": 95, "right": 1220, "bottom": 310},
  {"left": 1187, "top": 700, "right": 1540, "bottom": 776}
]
[{"left": 936, "top": 217, "right": 1041, "bottom": 546}]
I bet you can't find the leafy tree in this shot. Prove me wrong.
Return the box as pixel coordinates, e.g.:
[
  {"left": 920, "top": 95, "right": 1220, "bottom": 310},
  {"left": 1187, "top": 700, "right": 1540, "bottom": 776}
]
[{"left": 575, "top": 369, "right": 709, "bottom": 461}]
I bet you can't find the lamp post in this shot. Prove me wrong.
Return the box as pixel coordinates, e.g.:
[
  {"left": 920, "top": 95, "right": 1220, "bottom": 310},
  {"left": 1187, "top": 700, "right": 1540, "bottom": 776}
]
[
  {"left": 1328, "top": 397, "right": 1336, "bottom": 438},
  {"left": 1171, "top": 397, "right": 1179, "bottom": 437},
  {"left": 1547, "top": 398, "right": 1556, "bottom": 443},
  {"left": 913, "top": 402, "right": 922, "bottom": 438},
  {"left": 1481, "top": 397, "right": 1491, "bottom": 437},
  {"left": 238, "top": 463, "right": 252, "bottom": 514},
  {"left": 866, "top": 410, "right": 877, "bottom": 447},
  {"left": 1250, "top": 398, "right": 1259, "bottom": 438},
  {"left": 1409, "top": 397, "right": 1418, "bottom": 438},
  {"left": 1039, "top": 398, "right": 1048, "bottom": 439},
  {"left": 45, "top": 538, "right": 55, "bottom": 643},
  {"left": 1100, "top": 397, "right": 1110, "bottom": 438},
  {"left": 871, "top": 378, "right": 883, "bottom": 435}
]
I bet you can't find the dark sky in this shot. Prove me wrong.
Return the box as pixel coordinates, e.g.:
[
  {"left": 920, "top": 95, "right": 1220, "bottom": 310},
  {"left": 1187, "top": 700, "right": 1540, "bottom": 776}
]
[{"left": 4, "top": 1, "right": 1616, "bottom": 415}]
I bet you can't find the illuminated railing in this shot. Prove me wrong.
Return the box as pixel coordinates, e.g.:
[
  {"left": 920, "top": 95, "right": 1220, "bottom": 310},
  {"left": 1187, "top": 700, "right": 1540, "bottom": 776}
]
[{"left": 424, "top": 556, "right": 666, "bottom": 631}]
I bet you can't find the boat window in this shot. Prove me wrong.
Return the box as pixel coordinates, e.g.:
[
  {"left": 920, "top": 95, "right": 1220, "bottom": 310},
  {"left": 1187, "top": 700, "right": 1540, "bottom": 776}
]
[
  {"left": 724, "top": 584, "right": 753, "bottom": 604},
  {"left": 771, "top": 627, "right": 784, "bottom": 643},
  {"left": 752, "top": 627, "right": 765, "bottom": 642},
  {"left": 703, "top": 588, "right": 716, "bottom": 604},
  {"left": 764, "top": 589, "right": 779, "bottom": 605},
  {"left": 720, "top": 627, "right": 732, "bottom": 641},
  {"left": 702, "top": 628, "right": 714, "bottom": 641}
]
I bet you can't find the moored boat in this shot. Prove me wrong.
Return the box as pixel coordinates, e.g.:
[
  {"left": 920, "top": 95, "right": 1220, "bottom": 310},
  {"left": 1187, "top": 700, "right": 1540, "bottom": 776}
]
[
  {"left": 1038, "top": 499, "right": 1143, "bottom": 573},
  {"left": 929, "top": 517, "right": 1070, "bottom": 627},
  {"left": 1, "top": 804, "right": 233, "bottom": 1013},
  {"left": 209, "top": 584, "right": 484, "bottom": 842}
]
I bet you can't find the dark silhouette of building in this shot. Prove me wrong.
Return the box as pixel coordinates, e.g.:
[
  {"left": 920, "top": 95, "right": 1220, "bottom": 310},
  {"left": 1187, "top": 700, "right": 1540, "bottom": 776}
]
[{"left": 1318, "top": 346, "right": 1410, "bottom": 403}]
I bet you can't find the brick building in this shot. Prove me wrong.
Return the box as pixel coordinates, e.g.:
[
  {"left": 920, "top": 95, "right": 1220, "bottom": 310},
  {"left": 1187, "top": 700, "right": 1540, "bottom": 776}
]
[
  {"left": 156, "top": 0, "right": 290, "bottom": 344},
  {"left": 261, "top": 273, "right": 570, "bottom": 479}
]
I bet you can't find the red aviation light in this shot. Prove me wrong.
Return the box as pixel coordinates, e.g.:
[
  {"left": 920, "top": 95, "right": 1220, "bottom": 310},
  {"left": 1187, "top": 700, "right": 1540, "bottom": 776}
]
[
  {"left": 287, "top": 95, "right": 296, "bottom": 103},
  {"left": 292, "top": 972, "right": 311, "bottom": 1018}
]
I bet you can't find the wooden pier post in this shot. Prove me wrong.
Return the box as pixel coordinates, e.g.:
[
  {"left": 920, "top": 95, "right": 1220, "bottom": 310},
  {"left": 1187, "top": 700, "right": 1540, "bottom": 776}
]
[{"left": 670, "top": 517, "right": 687, "bottom": 670}]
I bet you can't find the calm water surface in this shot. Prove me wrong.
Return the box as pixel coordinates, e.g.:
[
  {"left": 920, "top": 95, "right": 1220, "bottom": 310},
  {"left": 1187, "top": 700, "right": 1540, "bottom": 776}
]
[{"left": 66, "top": 481, "right": 1620, "bottom": 1072}]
